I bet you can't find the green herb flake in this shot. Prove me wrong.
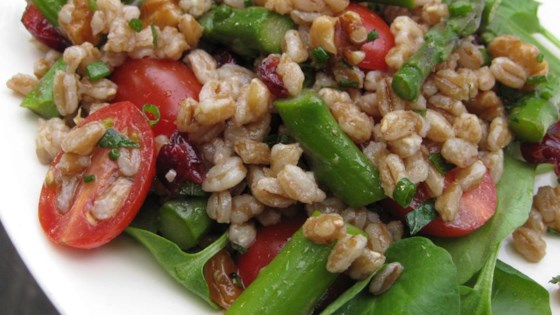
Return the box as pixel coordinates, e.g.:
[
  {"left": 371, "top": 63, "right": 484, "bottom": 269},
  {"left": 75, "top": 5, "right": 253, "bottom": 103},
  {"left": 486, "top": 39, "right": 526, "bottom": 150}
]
[
  {"left": 85, "top": 61, "right": 111, "bottom": 81},
  {"left": 428, "top": 153, "right": 455, "bottom": 175},
  {"left": 536, "top": 53, "right": 544, "bottom": 63},
  {"left": 83, "top": 175, "right": 96, "bottom": 183},
  {"left": 128, "top": 18, "right": 143, "bottom": 32},
  {"left": 311, "top": 46, "right": 330, "bottom": 69},
  {"left": 338, "top": 79, "right": 359, "bottom": 89},
  {"left": 367, "top": 30, "right": 379, "bottom": 42},
  {"left": 243, "top": 0, "right": 252, "bottom": 7},
  {"left": 550, "top": 275, "right": 560, "bottom": 285},
  {"left": 151, "top": 24, "right": 158, "bottom": 48},
  {"left": 232, "top": 243, "right": 248, "bottom": 254},
  {"left": 109, "top": 148, "right": 121, "bottom": 161},
  {"left": 406, "top": 199, "right": 438, "bottom": 235},
  {"left": 142, "top": 104, "right": 161, "bottom": 127},
  {"left": 88, "top": 0, "right": 98, "bottom": 11},
  {"left": 98, "top": 128, "right": 140, "bottom": 149},
  {"left": 393, "top": 178, "right": 416, "bottom": 208}
]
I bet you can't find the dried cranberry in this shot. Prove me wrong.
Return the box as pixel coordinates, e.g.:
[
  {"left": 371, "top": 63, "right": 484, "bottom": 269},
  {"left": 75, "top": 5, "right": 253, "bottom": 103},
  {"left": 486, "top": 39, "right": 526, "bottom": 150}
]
[
  {"left": 214, "top": 51, "right": 236, "bottom": 67},
  {"left": 257, "top": 55, "right": 289, "bottom": 98},
  {"left": 156, "top": 132, "right": 207, "bottom": 191},
  {"left": 21, "top": 4, "right": 70, "bottom": 52},
  {"left": 521, "top": 121, "right": 560, "bottom": 175}
]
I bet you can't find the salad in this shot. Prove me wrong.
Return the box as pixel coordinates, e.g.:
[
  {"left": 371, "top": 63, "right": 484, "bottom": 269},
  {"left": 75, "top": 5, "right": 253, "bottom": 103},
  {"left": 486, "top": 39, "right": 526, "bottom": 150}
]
[{"left": 1, "top": 0, "right": 560, "bottom": 314}]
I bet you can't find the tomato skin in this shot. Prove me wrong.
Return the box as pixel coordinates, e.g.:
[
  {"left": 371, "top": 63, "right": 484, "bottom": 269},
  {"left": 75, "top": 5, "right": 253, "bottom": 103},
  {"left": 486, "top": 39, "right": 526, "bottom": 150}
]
[
  {"left": 385, "top": 168, "right": 497, "bottom": 237},
  {"left": 237, "top": 216, "right": 305, "bottom": 287},
  {"left": 347, "top": 4, "right": 395, "bottom": 71},
  {"left": 39, "top": 102, "right": 156, "bottom": 249},
  {"left": 111, "top": 58, "right": 202, "bottom": 137}
]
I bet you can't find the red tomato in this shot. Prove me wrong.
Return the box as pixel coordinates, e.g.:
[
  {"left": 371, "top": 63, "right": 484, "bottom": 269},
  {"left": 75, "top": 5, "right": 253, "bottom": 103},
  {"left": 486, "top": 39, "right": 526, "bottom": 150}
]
[
  {"left": 237, "top": 216, "right": 305, "bottom": 287},
  {"left": 39, "top": 102, "right": 156, "bottom": 249},
  {"left": 111, "top": 58, "right": 202, "bottom": 137},
  {"left": 385, "top": 168, "right": 497, "bottom": 237},
  {"left": 347, "top": 4, "right": 395, "bottom": 71}
]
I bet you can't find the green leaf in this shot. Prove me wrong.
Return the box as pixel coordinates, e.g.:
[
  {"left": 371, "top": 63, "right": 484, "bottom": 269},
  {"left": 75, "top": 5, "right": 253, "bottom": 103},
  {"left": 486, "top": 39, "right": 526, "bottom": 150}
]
[
  {"left": 433, "top": 154, "right": 535, "bottom": 283},
  {"left": 491, "top": 260, "right": 551, "bottom": 314},
  {"left": 319, "top": 271, "right": 377, "bottom": 315},
  {"left": 126, "top": 227, "right": 228, "bottom": 309},
  {"left": 405, "top": 199, "right": 438, "bottom": 235},
  {"left": 333, "top": 237, "right": 460, "bottom": 315},
  {"left": 459, "top": 248, "right": 498, "bottom": 315}
]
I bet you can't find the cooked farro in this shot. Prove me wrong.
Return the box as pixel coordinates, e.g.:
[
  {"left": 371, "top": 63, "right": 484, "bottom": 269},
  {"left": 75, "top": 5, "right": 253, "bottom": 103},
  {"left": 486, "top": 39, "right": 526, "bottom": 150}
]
[{"left": 10, "top": 0, "right": 560, "bottom": 311}]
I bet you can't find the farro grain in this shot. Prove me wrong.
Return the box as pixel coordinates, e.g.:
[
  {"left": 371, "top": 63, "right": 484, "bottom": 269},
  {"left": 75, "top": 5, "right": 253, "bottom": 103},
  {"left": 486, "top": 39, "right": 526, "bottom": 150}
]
[
  {"left": 512, "top": 227, "right": 546, "bottom": 262},
  {"left": 303, "top": 213, "right": 345, "bottom": 245},
  {"left": 327, "top": 234, "right": 368, "bottom": 273}
]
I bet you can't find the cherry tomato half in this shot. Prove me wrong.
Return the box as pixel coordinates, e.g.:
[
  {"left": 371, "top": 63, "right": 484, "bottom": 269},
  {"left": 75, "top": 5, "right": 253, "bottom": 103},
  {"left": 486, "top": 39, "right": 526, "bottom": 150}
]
[
  {"left": 237, "top": 216, "right": 305, "bottom": 287},
  {"left": 347, "top": 4, "right": 395, "bottom": 72},
  {"left": 39, "top": 102, "right": 156, "bottom": 249},
  {"left": 384, "top": 168, "right": 497, "bottom": 237},
  {"left": 111, "top": 58, "right": 202, "bottom": 137}
]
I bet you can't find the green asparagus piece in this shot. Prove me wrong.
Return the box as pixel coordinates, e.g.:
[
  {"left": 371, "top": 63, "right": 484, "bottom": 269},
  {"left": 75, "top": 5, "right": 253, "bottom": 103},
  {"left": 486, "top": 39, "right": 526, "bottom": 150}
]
[
  {"left": 508, "top": 95, "right": 559, "bottom": 143},
  {"left": 199, "top": 5, "right": 295, "bottom": 59},
  {"left": 21, "top": 58, "right": 66, "bottom": 118},
  {"left": 362, "top": 0, "right": 415, "bottom": 9},
  {"left": 274, "top": 91, "right": 386, "bottom": 207},
  {"left": 158, "top": 198, "right": 214, "bottom": 250},
  {"left": 392, "top": 0, "right": 485, "bottom": 101},
  {"left": 226, "top": 229, "right": 338, "bottom": 315}
]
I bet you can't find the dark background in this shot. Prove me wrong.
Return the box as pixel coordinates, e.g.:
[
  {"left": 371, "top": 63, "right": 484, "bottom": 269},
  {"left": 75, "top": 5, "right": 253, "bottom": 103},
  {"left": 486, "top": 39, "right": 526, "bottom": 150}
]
[{"left": 0, "top": 221, "right": 58, "bottom": 315}]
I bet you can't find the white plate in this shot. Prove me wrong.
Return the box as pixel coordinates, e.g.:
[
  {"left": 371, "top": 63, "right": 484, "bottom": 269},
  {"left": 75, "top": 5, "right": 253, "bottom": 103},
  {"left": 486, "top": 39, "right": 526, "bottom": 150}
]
[{"left": 0, "top": 1, "right": 558, "bottom": 314}]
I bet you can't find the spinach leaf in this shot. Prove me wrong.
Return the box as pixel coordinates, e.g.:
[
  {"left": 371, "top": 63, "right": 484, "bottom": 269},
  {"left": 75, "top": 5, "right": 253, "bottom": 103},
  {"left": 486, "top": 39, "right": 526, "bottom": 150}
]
[
  {"left": 491, "top": 260, "right": 551, "bottom": 315},
  {"left": 319, "top": 271, "right": 377, "bottom": 315},
  {"left": 459, "top": 248, "right": 498, "bottom": 315},
  {"left": 433, "top": 155, "right": 535, "bottom": 283},
  {"left": 406, "top": 199, "right": 438, "bottom": 235},
  {"left": 332, "top": 237, "right": 460, "bottom": 315},
  {"left": 98, "top": 128, "right": 140, "bottom": 148},
  {"left": 126, "top": 227, "right": 228, "bottom": 309}
]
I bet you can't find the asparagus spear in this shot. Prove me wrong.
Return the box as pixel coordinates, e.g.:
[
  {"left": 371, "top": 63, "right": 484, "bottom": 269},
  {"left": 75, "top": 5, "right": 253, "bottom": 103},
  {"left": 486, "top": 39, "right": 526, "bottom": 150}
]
[
  {"left": 274, "top": 91, "right": 386, "bottom": 207},
  {"left": 199, "top": 5, "right": 295, "bottom": 59},
  {"left": 392, "top": 0, "right": 485, "bottom": 101},
  {"left": 227, "top": 228, "right": 338, "bottom": 315}
]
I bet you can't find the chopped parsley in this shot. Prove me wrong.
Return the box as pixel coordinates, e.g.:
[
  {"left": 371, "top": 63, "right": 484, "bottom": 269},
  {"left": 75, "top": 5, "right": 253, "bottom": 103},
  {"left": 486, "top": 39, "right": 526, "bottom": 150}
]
[{"left": 98, "top": 128, "right": 140, "bottom": 149}]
